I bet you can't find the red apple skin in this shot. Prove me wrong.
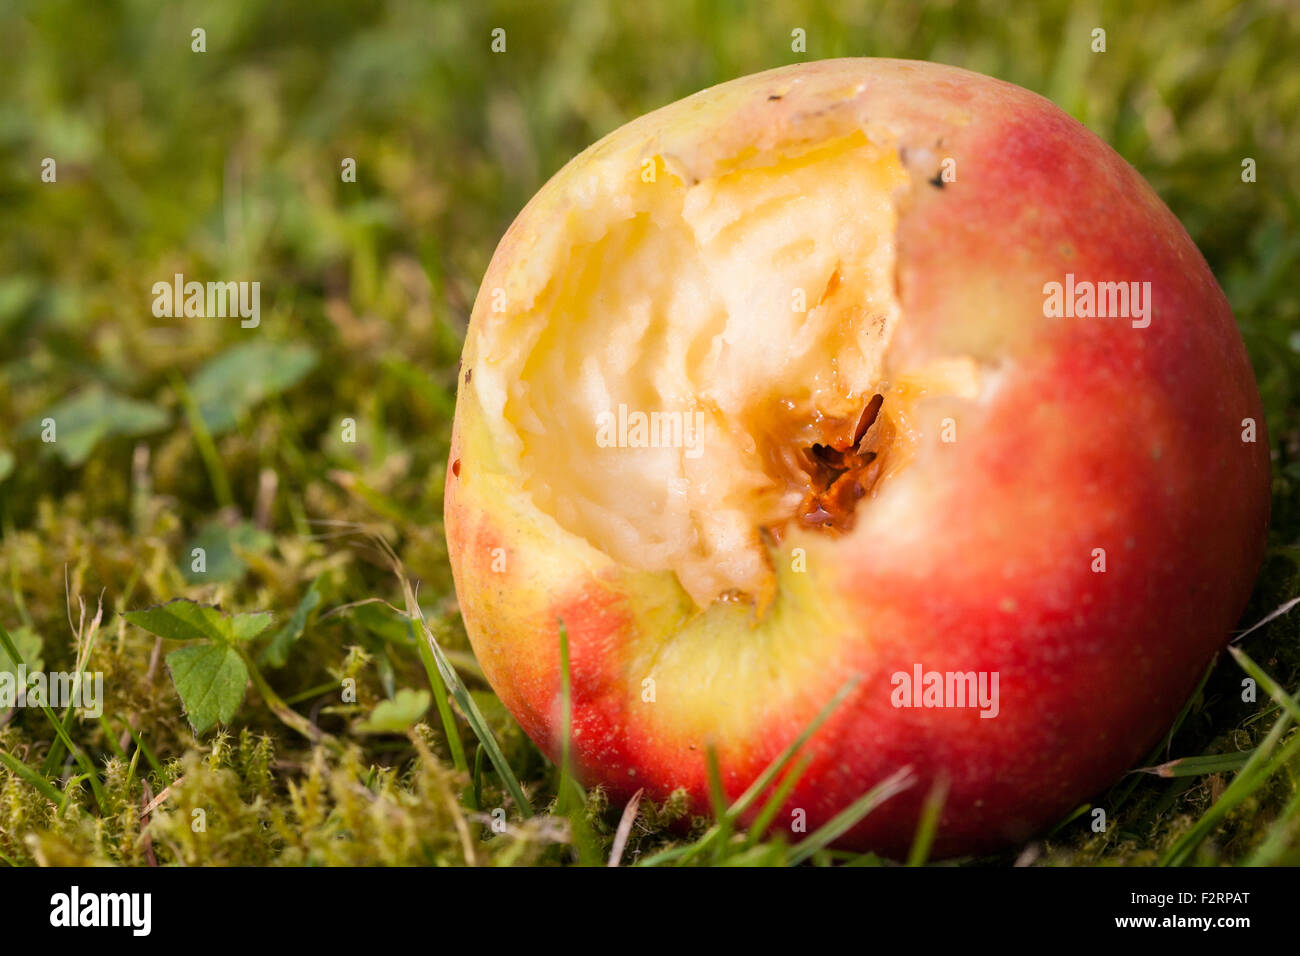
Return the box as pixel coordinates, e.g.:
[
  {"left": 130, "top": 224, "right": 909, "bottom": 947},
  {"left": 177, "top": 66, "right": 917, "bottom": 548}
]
[{"left": 445, "top": 59, "right": 1271, "bottom": 858}]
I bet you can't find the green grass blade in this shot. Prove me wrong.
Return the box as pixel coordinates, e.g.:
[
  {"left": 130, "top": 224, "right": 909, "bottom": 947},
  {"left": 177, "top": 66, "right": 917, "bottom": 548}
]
[
  {"left": 741, "top": 751, "right": 813, "bottom": 851},
  {"left": 0, "top": 620, "right": 105, "bottom": 811},
  {"left": 170, "top": 372, "right": 233, "bottom": 509},
  {"left": 704, "top": 744, "right": 732, "bottom": 861},
  {"left": 125, "top": 723, "right": 164, "bottom": 778},
  {"left": 0, "top": 748, "right": 66, "bottom": 810},
  {"left": 42, "top": 601, "right": 103, "bottom": 776},
  {"left": 1229, "top": 645, "right": 1300, "bottom": 722},
  {"left": 1160, "top": 716, "right": 1295, "bottom": 866},
  {"left": 638, "top": 676, "right": 862, "bottom": 866},
  {"left": 418, "top": 617, "right": 532, "bottom": 816},
  {"left": 409, "top": 618, "right": 468, "bottom": 775},
  {"left": 789, "top": 766, "right": 915, "bottom": 866},
  {"left": 636, "top": 843, "right": 701, "bottom": 867},
  {"left": 1108, "top": 655, "right": 1218, "bottom": 811},
  {"left": 1045, "top": 802, "right": 1092, "bottom": 839},
  {"left": 906, "top": 774, "right": 949, "bottom": 866},
  {"left": 1135, "top": 752, "right": 1253, "bottom": 778},
  {"left": 554, "top": 621, "right": 600, "bottom": 865},
  {"left": 96, "top": 714, "right": 128, "bottom": 762},
  {"left": 1243, "top": 785, "right": 1300, "bottom": 866},
  {"left": 556, "top": 620, "right": 577, "bottom": 815},
  {"left": 1160, "top": 648, "right": 1300, "bottom": 866},
  {"left": 124, "top": 739, "right": 142, "bottom": 793},
  {"left": 728, "top": 675, "right": 860, "bottom": 821},
  {"left": 34, "top": 697, "right": 106, "bottom": 812}
]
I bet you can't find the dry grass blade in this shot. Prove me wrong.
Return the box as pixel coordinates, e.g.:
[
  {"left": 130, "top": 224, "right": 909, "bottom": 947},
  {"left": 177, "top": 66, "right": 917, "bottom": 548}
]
[{"left": 608, "top": 788, "right": 644, "bottom": 867}]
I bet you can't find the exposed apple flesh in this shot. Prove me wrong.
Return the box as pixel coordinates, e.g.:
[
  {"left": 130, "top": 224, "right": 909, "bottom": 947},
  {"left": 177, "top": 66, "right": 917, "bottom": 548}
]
[{"left": 445, "top": 58, "right": 1271, "bottom": 857}]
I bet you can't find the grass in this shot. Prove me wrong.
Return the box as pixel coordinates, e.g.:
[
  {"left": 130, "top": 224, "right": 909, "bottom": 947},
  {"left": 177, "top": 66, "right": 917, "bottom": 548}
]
[{"left": 1, "top": 0, "right": 1299, "bottom": 865}]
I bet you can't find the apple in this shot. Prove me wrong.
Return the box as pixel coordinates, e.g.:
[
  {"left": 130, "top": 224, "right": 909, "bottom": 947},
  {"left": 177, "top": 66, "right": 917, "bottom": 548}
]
[{"left": 444, "top": 58, "right": 1270, "bottom": 857}]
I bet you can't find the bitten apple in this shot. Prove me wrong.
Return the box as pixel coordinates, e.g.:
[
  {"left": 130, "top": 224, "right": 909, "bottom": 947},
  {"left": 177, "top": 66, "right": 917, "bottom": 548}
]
[{"left": 444, "top": 59, "right": 1270, "bottom": 857}]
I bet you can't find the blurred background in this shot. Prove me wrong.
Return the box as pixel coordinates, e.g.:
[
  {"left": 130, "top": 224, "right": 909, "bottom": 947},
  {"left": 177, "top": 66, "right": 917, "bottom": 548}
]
[{"left": 0, "top": 0, "right": 1298, "bottom": 865}]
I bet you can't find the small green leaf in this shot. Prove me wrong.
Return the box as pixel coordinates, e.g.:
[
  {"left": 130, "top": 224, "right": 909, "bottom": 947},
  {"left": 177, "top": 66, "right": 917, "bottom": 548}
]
[
  {"left": 21, "top": 386, "right": 169, "bottom": 466},
  {"left": 125, "top": 600, "right": 230, "bottom": 643},
  {"left": 0, "top": 448, "right": 13, "bottom": 482},
  {"left": 125, "top": 598, "right": 273, "bottom": 647},
  {"left": 260, "top": 576, "right": 323, "bottom": 667},
  {"left": 0, "top": 275, "right": 39, "bottom": 334},
  {"left": 189, "top": 341, "right": 318, "bottom": 435},
  {"left": 357, "top": 688, "right": 431, "bottom": 734},
  {"left": 230, "top": 612, "right": 275, "bottom": 643},
  {"left": 166, "top": 643, "right": 250, "bottom": 734},
  {"left": 0, "top": 626, "right": 43, "bottom": 677},
  {"left": 181, "top": 521, "right": 273, "bottom": 583}
]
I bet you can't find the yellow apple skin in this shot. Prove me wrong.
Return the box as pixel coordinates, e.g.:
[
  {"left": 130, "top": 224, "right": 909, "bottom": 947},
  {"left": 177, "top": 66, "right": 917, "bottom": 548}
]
[{"left": 444, "top": 59, "right": 1270, "bottom": 857}]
